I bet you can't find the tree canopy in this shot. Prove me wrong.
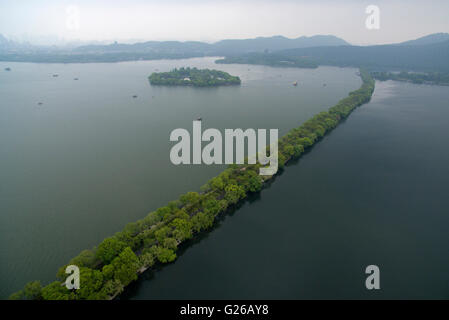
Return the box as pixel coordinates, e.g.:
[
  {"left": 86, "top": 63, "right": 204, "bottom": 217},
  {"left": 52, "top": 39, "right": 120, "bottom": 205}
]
[{"left": 149, "top": 67, "right": 241, "bottom": 87}]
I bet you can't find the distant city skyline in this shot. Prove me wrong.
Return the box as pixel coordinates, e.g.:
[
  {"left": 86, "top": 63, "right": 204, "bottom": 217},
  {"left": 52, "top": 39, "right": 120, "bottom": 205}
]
[{"left": 1, "top": 0, "right": 448, "bottom": 46}]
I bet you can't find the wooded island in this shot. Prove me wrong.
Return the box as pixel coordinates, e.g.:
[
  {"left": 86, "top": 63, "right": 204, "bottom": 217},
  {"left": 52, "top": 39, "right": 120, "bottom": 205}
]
[
  {"left": 149, "top": 67, "right": 241, "bottom": 87},
  {"left": 371, "top": 71, "right": 449, "bottom": 86},
  {"left": 216, "top": 53, "right": 318, "bottom": 69}
]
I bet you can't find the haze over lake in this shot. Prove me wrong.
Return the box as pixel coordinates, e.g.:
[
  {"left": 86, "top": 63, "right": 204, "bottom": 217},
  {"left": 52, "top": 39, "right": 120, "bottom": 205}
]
[{"left": 0, "top": 58, "right": 361, "bottom": 298}]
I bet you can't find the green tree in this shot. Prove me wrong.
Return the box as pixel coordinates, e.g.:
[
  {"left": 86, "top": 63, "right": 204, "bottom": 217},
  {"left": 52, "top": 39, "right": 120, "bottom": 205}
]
[
  {"left": 180, "top": 191, "right": 201, "bottom": 208},
  {"left": 246, "top": 171, "right": 263, "bottom": 192},
  {"left": 9, "top": 281, "right": 42, "bottom": 300},
  {"left": 96, "top": 237, "right": 127, "bottom": 264},
  {"left": 76, "top": 267, "right": 104, "bottom": 300},
  {"left": 224, "top": 184, "right": 246, "bottom": 204},
  {"left": 209, "top": 176, "right": 225, "bottom": 191},
  {"left": 70, "top": 249, "right": 98, "bottom": 269},
  {"left": 101, "top": 279, "right": 123, "bottom": 298},
  {"left": 156, "top": 246, "right": 177, "bottom": 263},
  {"left": 139, "top": 252, "right": 155, "bottom": 269},
  {"left": 163, "top": 237, "right": 178, "bottom": 250},
  {"left": 110, "top": 247, "right": 139, "bottom": 286},
  {"left": 191, "top": 212, "right": 214, "bottom": 233},
  {"left": 155, "top": 206, "right": 172, "bottom": 219},
  {"left": 102, "top": 264, "right": 115, "bottom": 281},
  {"left": 154, "top": 226, "right": 170, "bottom": 244},
  {"left": 41, "top": 281, "right": 72, "bottom": 300},
  {"left": 203, "top": 198, "right": 221, "bottom": 216},
  {"left": 170, "top": 218, "right": 193, "bottom": 242}
]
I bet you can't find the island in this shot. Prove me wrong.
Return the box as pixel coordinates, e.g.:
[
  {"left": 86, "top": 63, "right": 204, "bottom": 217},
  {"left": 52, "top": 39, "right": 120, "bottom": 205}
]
[
  {"left": 148, "top": 67, "right": 241, "bottom": 87},
  {"left": 371, "top": 71, "right": 449, "bottom": 86},
  {"left": 215, "top": 53, "right": 318, "bottom": 69}
]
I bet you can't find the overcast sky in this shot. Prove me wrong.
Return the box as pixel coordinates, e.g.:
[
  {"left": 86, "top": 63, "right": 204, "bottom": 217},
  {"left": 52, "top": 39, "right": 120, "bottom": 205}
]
[{"left": 1, "top": 0, "right": 448, "bottom": 45}]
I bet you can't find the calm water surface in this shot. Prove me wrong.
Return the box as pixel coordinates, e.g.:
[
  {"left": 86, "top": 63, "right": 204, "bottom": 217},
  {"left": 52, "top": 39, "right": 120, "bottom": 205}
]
[
  {"left": 0, "top": 58, "right": 360, "bottom": 298},
  {"left": 123, "top": 80, "right": 449, "bottom": 300}
]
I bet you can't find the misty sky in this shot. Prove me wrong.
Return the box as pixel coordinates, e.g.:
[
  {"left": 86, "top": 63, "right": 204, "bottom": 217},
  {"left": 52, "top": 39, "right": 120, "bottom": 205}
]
[{"left": 1, "top": 0, "right": 448, "bottom": 45}]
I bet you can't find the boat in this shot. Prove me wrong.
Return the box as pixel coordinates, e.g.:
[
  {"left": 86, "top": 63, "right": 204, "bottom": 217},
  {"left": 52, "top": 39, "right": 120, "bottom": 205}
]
[
  {"left": 52, "top": 74, "right": 59, "bottom": 77},
  {"left": 38, "top": 102, "right": 43, "bottom": 105},
  {"left": 132, "top": 95, "right": 138, "bottom": 98},
  {"left": 323, "top": 83, "right": 327, "bottom": 87},
  {"left": 293, "top": 81, "right": 298, "bottom": 86},
  {"left": 74, "top": 78, "right": 79, "bottom": 80},
  {"left": 5, "top": 67, "right": 11, "bottom": 71}
]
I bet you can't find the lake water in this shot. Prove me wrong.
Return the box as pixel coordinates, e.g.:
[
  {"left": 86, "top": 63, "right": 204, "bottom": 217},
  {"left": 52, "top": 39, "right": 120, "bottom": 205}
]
[
  {"left": 123, "top": 80, "right": 449, "bottom": 300},
  {"left": 0, "top": 58, "right": 361, "bottom": 298}
]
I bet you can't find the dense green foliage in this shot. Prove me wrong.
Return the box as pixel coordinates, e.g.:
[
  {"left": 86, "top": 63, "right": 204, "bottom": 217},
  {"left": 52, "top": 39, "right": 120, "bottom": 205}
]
[
  {"left": 371, "top": 71, "right": 449, "bottom": 86},
  {"left": 10, "top": 69, "right": 374, "bottom": 300},
  {"left": 216, "top": 53, "right": 318, "bottom": 68},
  {"left": 8, "top": 281, "right": 43, "bottom": 300},
  {"left": 149, "top": 67, "right": 241, "bottom": 87}
]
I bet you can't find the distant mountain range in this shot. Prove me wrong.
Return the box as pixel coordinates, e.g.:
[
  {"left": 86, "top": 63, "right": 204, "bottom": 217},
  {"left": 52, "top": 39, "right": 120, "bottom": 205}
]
[
  {"left": 1, "top": 33, "right": 449, "bottom": 72},
  {"left": 274, "top": 37, "right": 449, "bottom": 72},
  {"left": 0, "top": 34, "right": 350, "bottom": 63},
  {"left": 397, "top": 33, "right": 449, "bottom": 46},
  {"left": 72, "top": 35, "right": 349, "bottom": 55},
  {"left": 207, "top": 35, "right": 349, "bottom": 54},
  {"left": 217, "top": 33, "right": 449, "bottom": 73}
]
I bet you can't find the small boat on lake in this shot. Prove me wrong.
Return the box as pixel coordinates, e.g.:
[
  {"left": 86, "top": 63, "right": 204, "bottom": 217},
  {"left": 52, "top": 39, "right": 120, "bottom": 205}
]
[
  {"left": 132, "top": 95, "right": 138, "bottom": 98},
  {"left": 38, "top": 102, "right": 43, "bottom": 106},
  {"left": 74, "top": 78, "right": 79, "bottom": 80},
  {"left": 52, "top": 74, "right": 59, "bottom": 77},
  {"left": 5, "top": 67, "right": 11, "bottom": 71},
  {"left": 293, "top": 81, "right": 298, "bottom": 86}
]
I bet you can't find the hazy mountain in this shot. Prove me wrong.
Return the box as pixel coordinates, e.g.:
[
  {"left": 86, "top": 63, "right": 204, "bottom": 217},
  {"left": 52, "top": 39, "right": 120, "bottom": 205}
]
[
  {"left": 75, "top": 40, "right": 211, "bottom": 54},
  {"left": 211, "top": 35, "right": 349, "bottom": 54},
  {"left": 2, "top": 33, "right": 449, "bottom": 70},
  {"left": 276, "top": 40, "right": 449, "bottom": 72},
  {"left": 397, "top": 33, "right": 449, "bottom": 46},
  {"left": 72, "top": 35, "right": 349, "bottom": 55}
]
